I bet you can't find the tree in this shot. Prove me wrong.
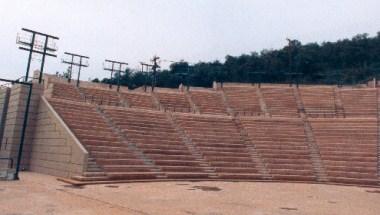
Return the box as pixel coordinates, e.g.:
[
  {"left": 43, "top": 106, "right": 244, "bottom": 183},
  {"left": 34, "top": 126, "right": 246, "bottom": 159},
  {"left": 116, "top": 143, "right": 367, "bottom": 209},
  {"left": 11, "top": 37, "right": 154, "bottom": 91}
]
[{"left": 94, "top": 32, "right": 380, "bottom": 88}]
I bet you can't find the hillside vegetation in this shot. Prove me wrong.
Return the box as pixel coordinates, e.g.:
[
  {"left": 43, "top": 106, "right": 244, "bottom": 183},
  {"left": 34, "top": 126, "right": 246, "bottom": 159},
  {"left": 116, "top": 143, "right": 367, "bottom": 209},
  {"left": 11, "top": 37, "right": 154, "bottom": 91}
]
[{"left": 95, "top": 32, "right": 380, "bottom": 88}]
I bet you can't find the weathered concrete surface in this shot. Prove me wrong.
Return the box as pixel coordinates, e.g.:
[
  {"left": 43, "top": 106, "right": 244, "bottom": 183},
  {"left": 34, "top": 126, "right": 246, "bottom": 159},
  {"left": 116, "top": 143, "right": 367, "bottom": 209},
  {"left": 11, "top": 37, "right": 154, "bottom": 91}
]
[{"left": 1, "top": 172, "right": 380, "bottom": 215}]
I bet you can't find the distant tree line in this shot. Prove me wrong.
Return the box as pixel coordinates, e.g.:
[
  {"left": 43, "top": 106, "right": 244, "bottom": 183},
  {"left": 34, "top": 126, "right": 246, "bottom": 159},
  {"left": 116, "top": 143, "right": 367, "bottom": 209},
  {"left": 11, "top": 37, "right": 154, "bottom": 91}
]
[{"left": 94, "top": 32, "right": 380, "bottom": 89}]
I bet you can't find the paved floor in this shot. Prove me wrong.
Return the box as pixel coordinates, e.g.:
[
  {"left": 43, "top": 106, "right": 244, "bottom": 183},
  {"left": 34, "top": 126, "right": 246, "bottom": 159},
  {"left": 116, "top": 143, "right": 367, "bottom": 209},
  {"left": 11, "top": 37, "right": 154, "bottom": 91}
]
[{"left": 0, "top": 172, "right": 379, "bottom": 215}]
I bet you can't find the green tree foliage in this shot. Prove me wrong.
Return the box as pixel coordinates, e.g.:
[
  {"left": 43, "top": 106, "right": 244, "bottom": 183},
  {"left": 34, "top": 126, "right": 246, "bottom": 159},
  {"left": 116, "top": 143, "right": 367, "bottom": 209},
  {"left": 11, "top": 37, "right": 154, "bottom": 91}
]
[{"left": 95, "top": 32, "right": 380, "bottom": 89}]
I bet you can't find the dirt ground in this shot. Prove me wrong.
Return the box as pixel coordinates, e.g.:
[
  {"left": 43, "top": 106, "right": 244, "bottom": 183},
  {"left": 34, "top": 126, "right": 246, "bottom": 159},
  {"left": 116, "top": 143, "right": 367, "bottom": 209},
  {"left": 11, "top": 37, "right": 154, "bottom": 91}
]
[{"left": 0, "top": 172, "right": 379, "bottom": 215}]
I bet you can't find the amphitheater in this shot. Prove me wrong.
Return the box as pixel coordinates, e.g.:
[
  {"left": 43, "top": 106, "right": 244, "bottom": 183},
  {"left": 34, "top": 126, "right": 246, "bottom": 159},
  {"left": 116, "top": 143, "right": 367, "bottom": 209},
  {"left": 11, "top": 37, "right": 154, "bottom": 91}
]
[{"left": 1, "top": 72, "right": 380, "bottom": 188}]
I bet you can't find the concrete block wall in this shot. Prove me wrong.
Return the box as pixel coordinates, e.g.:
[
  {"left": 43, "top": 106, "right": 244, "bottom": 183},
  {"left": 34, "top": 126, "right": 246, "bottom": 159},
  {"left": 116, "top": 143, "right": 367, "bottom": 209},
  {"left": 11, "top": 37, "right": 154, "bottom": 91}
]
[
  {"left": 0, "top": 83, "right": 43, "bottom": 170},
  {"left": 0, "top": 87, "right": 10, "bottom": 148},
  {"left": 29, "top": 97, "right": 88, "bottom": 178},
  {"left": 0, "top": 78, "right": 88, "bottom": 177},
  {"left": 40, "top": 72, "right": 129, "bottom": 92}
]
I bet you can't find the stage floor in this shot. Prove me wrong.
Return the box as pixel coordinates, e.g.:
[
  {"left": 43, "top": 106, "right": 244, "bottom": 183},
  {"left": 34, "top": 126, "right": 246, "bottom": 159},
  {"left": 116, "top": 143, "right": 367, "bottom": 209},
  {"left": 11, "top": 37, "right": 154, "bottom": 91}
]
[{"left": 1, "top": 172, "right": 379, "bottom": 215}]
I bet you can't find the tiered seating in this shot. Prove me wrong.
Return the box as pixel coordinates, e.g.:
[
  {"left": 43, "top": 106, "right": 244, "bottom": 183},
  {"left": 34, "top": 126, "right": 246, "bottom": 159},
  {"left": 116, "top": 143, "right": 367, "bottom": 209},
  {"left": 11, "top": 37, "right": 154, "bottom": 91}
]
[
  {"left": 223, "top": 87, "right": 262, "bottom": 116},
  {"left": 155, "top": 92, "right": 191, "bottom": 112},
  {"left": 102, "top": 107, "right": 209, "bottom": 179},
  {"left": 189, "top": 90, "right": 228, "bottom": 115},
  {"left": 121, "top": 92, "right": 156, "bottom": 110},
  {"left": 79, "top": 88, "right": 122, "bottom": 106},
  {"left": 310, "top": 118, "right": 379, "bottom": 185},
  {"left": 240, "top": 118, "right": 316, "bottom": 181},
  {"left": 340, "top": 89, "right": 377, "bottom": 118},
  {"left": 51, "top": 83, "right": 83, "bottom": 101},
  {"left": 44, "top": 81, "right": 380, "bottom": 186},
  {"left": 261, "top": 87, "right": 299, "bottom": 117},
  {"left": 173, "top": 114, "right": 262, "bottom": 180},
  {"left": 299, "top": 87, "right": 337, "bottom": 117},
  {"left": 48, "top": 99, "right": 157, "bottom": 180}
]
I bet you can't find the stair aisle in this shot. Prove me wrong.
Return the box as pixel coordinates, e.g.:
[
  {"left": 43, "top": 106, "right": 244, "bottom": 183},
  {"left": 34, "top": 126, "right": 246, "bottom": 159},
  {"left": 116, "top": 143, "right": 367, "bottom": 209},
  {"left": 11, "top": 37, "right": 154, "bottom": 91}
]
[
  {"left": 222, "top": 86, "right": 263, "bottom": 116},
  {"left": 101, "top": 106, "right": 211, "bottom": 179},
  {"left": 48, "top": 98, "right": 158, "bottom": 181},
  {"left": 173, "top": 113, "right": 264, "bottom": 180},
  {"left": 299, "top": 87, "right": 337, "bottom": 118},
  {"left": 240, "top": 117, "right": 317, "bottom": 182},
  {"left": 189, "top": 90, "right": 228, "bottom": 115}
]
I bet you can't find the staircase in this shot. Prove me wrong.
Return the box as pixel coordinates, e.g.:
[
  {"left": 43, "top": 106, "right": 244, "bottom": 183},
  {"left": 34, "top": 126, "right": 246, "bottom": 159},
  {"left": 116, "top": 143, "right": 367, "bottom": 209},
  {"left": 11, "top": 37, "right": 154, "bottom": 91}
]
[
  {"left": 95, "top": 106, "right": 165, "bottom": 179},
  {"left": 167, "top": 112, "right": 217, "bottom": 178},
  {"left": 333, "top": 88, "right": 345, "bottom": 118},
  {"left": 256, "top": 87, "right": 270, "bottom": 117},
  {"left": 233, "top": 117, "right": 271, "bottom": 179},
  {"left": 184, "top": 91, "right": 200, "bottom": 113},
  {"left": 153, "top": 91, "right": 192, "bottom": 112},
  {"left": 150, "top": 92, "right": 163, "bottom": 110},
  {"left": 117, "top": 92, "right": 130, "bottom": 107},
  {"left": 73, "top": 157, "right": 108, "bottom": 181},
  {"left": 219, "top": 88, "right": 235, "bottom": 116},
  {"left": 293, "top": 87, "right": 329, "bottom": 182}
]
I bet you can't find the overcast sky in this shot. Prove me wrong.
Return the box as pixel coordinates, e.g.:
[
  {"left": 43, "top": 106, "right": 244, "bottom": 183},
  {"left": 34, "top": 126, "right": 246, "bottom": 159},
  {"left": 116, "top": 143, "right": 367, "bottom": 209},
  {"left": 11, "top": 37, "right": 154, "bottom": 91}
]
[{"left": 0, "top": 0, "right": 379, "bottom": 81}]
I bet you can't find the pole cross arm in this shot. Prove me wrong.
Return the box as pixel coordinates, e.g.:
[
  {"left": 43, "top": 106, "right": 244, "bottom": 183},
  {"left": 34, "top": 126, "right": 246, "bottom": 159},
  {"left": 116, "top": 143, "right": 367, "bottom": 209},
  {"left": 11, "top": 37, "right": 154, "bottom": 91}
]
[
  {"left": 105, "top": 59, "right": 128, "bottom": 65},
  {"left": 21, "top": 28, "right": 59, "bottom": 40},
  {"left": 19, "top": 47, "right": 57, "bottom": 57},
  {"left": 64, "top": 52, "right": 89, "bottom": 59},
  {"left": 103, "top": 68, "right": 115, "bottom": 72},
  {"left": 62, "top": 60, "right": 89, "bottom": 67}
]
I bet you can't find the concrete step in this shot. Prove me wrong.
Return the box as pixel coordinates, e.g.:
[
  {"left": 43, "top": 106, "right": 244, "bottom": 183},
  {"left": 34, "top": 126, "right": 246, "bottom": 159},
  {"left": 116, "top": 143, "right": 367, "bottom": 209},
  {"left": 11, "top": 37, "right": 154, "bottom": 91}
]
[
  {"left": 214, "top": 167, "right": 258, "bottom": 174},
  {"left": 155, "top": 160, "right": 202, "bottom": 166},
  {"left": 202, "top": 151, "right": 251, "bottom": 157},
  {"left": 326, "top": 166, "right": 377, "bottom": 173},
  {"left": 148, "top": 154, "right": 197, "bottom": 161},
  {"left": 96, "top": 158, "right": 146, "bottom": 165},
  {"left": 205, "top": 156, "right": 252, "bottom": 162},
  {"left": 83, "top": 172, "right": 106, "bottom": 177},
  {"left": 269, "top": 169, "right": 314, "bottom": 176},
  {"left": 91, "top": 152, "right": 136, "bottom": 159},
  {"left": 210, "top": 161, "right": 256, "bottom": 168},
  {"left": 106, "top": 172, "right": 158, "bottom": 180},
  {"left": 86, "top": 146, "right": 131, "bottom": 153},
  {"left": 271, "top": 174, "right": 316, "bottom": 181},
  {"left": 72, "top": 175, "right": 109, "bottom": 181},
  {"left": 328, "top": 177, "right": 379, "bottom": 185},
  {"left": 323, "top": 160, "right": 377, "bottom": 168},
  {"left": 320, "top": 156, "right": 377, "bottom": 162},
  {"left": 217, "top": 173, "right": 263, "bottom": 180},
  {"left": 142, "top": 149, "right": 191, "bottom": 156},
  {"left": 166, "top": 172, "right": 210, "bottom": 179},
  {"left": 103, "top": 165, "right": 153, "bottom": 172},
  {"left": 326, "top": 171, "right": 378, "bottom": 179},
  {"left": 160, "top": 166, "right": 206, "bottom": 172}
]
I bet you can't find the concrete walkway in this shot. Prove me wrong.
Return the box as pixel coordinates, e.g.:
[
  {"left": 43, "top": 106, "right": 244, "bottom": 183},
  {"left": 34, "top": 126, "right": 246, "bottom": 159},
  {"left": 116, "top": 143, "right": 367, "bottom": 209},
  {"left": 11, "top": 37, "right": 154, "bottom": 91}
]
[{"left": 0, "top": 172, "right": 380, "bottom": 215}]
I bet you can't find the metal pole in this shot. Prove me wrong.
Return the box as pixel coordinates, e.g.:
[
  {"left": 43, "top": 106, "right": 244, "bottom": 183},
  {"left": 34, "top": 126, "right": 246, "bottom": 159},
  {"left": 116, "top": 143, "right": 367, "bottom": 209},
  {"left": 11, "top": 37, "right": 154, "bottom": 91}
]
[
  {"left": 287, "top": 39, "right": 293, "bottom": 86},
  {"left": 14, "top": 83, "right": 33, "bottom": 180},
  {"left": 151, "top": 70, "right": 155, "bottom": 92},
  {"left": 25, "top": 33, "right": 35, "bottom": 82},
  {"left": 68, "top": 55, "right": 74, "bottom": 83},
  {"left": 39, "top": 36, "right": 49, "bottom": 83},
  {"left": 109, "top": 63, "right": 114, "bottom": 89},
  {"left": 258, "top": 73, "right": 262, "bottom": 88},
  {"left": 151, "top": 57, "right": 158, "bottom": 92},
  {"left": 117, "top": 64, "right": 122, "bottom": 92},
  {"left": 77, "top": 57, "right": 82, "bottom": 87},
  {"left": 142, "top": 64, "right": 147, "bottom": 92}
]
